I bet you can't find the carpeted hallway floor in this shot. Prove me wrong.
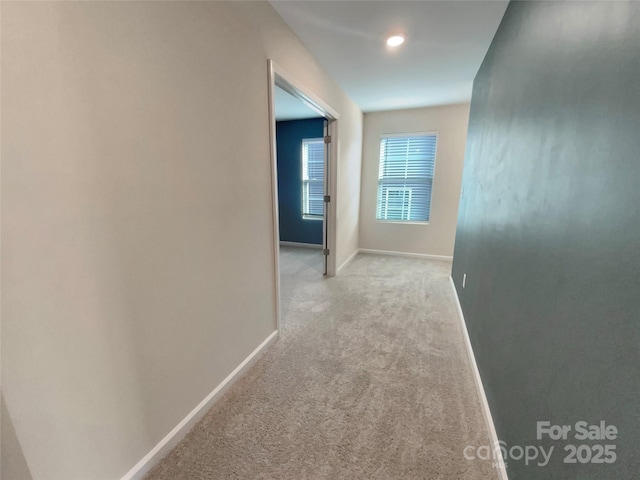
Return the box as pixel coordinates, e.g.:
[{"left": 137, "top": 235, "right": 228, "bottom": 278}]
[{"left": 145, "top": 248, "right": 497, "bottom": 479}]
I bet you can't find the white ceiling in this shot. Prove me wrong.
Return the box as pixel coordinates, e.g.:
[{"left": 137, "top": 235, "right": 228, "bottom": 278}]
[
  {"left": 275, "top": 86, "right": 324, "bottom": 121},
  {"left": 270, "top": 1, "right": 509, "bottom": 112}
]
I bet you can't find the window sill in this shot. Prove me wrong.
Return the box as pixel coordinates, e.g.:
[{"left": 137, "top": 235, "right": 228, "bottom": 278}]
[
  {"left": 376, "top": 220, "right": 430, "bottom": 226},
  {"left": 303, "top": 215, "right": 323, "bottom": 221}
]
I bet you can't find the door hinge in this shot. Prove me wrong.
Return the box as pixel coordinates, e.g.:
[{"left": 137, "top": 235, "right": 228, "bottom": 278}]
[
  {"left": 324, "top": 195, "right": 331, "bottom": 203},
  {"left": 323, "top": 248, "right": 330, "bottom": 256},
  {"left": 324, "top": 135, "right": 331, "bottom": 144}
]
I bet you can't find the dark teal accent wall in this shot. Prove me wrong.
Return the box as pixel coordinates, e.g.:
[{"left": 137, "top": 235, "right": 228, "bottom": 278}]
[
  {"left": 276, "top": 118, "right": 324, "bottom": 245},
  {"left": 452, "top": 2, "right": 640, "bottom": 479}
]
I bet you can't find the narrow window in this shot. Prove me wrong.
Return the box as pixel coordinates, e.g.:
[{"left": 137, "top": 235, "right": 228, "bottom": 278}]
[
  {"left": 376, "top": 134, "right": 437, "bottom": 222},
  {"left": 302, "top": 138, "right": 324, "bottom": 220}
]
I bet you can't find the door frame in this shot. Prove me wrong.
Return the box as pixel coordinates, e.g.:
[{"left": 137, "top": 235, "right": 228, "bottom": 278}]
[{"left": 267, "top": 59, "right": 340, "bottom": 332}]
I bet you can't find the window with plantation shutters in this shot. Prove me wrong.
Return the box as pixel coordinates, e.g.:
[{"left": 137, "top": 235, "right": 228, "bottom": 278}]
[
  {"left": 376, "top": 133, "right": 437, "bottom": 222},
  {"left": 302, "top": 139, "right": 324, "bottom": 220}
]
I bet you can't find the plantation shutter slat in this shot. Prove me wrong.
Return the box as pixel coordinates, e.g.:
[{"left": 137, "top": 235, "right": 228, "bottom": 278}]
[
  {"left": 376, "top": 134, "right": 437, "bottom": 222},
  {"left": 302, "top": 139, "right": 324, "bottom": 218}
]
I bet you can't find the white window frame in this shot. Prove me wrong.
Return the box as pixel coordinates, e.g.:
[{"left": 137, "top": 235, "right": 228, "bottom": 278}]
[
  {"left": 302, "top": 138, "right": 324, "bottom": 220},
  {"left": 376, "top": 132, "right": 437, "bottom": 224}
]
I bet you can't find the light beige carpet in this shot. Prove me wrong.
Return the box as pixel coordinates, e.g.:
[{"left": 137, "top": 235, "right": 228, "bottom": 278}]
[{"left": 145, "top": 248, "right": 497, "bottom": 479}]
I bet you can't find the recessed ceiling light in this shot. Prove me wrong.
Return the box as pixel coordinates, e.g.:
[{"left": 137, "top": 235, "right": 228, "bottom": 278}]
[{"left": 386, "top": 34, "right": 406, "bottom": 47}]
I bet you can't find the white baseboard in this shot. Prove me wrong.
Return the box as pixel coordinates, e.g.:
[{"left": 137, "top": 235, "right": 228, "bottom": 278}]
[
  {"left": 336, "top": 248, "right": 452, "bottom": 275},
  {"left": 120, "top": 330, "right": 279, "bottom": 480},
  {"left": 279, "top": 241, "right": 322, "bottom": 249},
  {"left": 449, "top": 277, "right": 508, "bottom": 480},
  {"left": 337, "top": 248, "right": 360, "bottom": 274},
  {"left": 359, "top": 248, "right": 453, "bottom": 262}
]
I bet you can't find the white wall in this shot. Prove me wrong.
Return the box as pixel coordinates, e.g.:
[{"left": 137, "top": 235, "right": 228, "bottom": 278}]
[
  {"left": 359, "top": 104, "right": 470, "bottom": 257},
  {"left": 1, "top": 2, "right": 362, "bottom": 479}
]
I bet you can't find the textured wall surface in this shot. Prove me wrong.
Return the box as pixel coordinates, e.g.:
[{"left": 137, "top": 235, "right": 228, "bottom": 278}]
[
  {"left": 452, "top": 2, "right": 640, "bottom": 479},
  {"left": 276, "top": 118, "right": 324, "bottom": 245}
]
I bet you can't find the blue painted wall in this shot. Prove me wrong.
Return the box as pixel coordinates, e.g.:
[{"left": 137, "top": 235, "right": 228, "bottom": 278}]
[
  {"left": 452, "top": 2, "right": 640, "bottom": 478},
  {"left": 276, "top": 118, "right": 324, "bottom": 245}
]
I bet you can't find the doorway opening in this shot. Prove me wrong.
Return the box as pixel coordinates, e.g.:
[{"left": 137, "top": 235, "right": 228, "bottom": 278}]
[
  {"left": 275, "top": 95, "right": 325, "bottom": 266},
  {"left": 268, "top": 60, "right": 339, "bottom": 332}
]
